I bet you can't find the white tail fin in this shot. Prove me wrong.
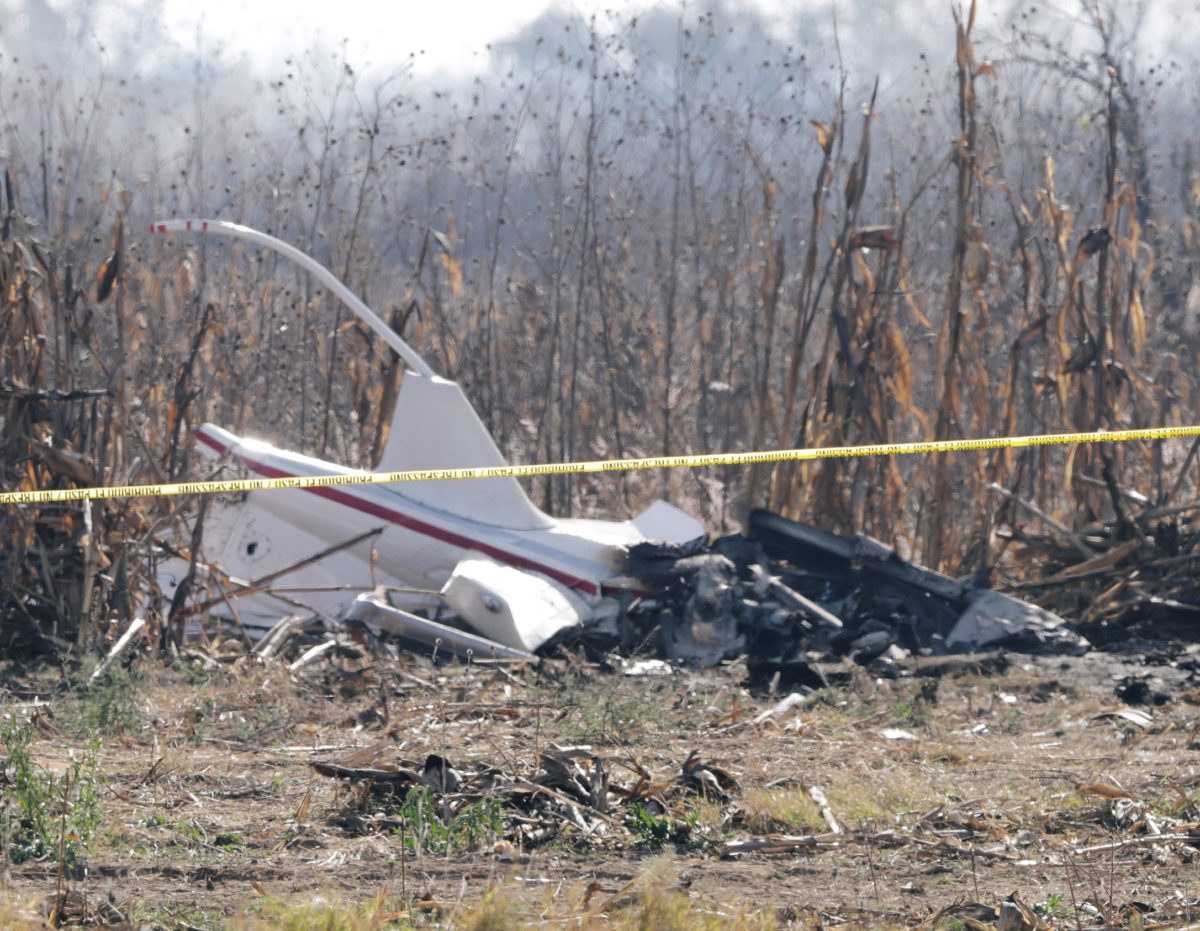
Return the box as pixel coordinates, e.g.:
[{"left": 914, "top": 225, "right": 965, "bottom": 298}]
[{"left": 377, "top": 373, "right": 552, "bottom": 530}]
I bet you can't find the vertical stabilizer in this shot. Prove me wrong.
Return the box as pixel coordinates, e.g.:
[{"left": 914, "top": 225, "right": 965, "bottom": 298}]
[{"left": 377, "top": 373, "right": 552, "bottom": 530}]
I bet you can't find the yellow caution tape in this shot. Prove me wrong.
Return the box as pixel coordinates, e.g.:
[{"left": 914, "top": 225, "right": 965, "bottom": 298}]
[{"left": 3, "top": 424, "right": 1200, "bottom": 505}]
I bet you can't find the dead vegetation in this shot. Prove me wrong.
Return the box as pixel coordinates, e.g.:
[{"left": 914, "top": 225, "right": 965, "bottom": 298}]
[
  {"left": 4, "top": 2, "right": 1200, "bottom": 651},
  {"left": 2, "top": 643, "right": 1200, "bottom": 928},
  {"left": 6, "top": 0, "right": 1200, "bottom": 925}
]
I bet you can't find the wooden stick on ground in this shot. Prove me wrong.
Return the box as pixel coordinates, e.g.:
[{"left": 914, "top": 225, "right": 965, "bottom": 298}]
[
  {"left": 1071, "top": 832, "right": 1196, "bottom": 855},
  {"left": 253, "top": 615, "right": 305, "bottom": 659},
  {"left": 91, "top": 617, "right": 147, "bottom": 681},
  {"left": 289, "top": 639, "right": 338, "bottom": 673},
  {"left": 987, "top": 482, "right": 1095, "bottom": 558},
  {"left": 809, "top": 786, "right": 842, "bottom": 834}
]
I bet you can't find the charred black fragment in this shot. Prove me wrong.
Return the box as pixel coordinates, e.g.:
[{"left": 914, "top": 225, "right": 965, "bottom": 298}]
[{"left": 618, "top": 509, "right": 1088, "bottom": 689}]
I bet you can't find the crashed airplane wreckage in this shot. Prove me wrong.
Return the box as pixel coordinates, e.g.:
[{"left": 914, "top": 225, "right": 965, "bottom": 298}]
[
  {"left": 155, "top": 219, "right": 1088, "bottom": 670},
  {"left": 623, "top": 511, "right": 1090, "bottom": 686},
  {"left": 153, "top": 219, "right": 705, "bottom": 658}
]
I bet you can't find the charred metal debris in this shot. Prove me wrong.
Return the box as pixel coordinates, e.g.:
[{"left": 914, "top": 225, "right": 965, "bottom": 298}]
[
  {"left": 333, "top": 508, "right": 1089, "bottom": 688},
  {"left": 605, "top": 509, "right": 1089, "bottom": 686}
]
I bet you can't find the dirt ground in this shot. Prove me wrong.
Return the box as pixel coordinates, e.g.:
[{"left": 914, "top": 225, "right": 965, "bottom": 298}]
[{"left": 4, "top": 641, "right": 1200, "bottom": 929}]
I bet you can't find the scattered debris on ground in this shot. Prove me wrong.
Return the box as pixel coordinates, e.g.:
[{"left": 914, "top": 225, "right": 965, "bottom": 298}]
[
  {"left": 5, "top": 644, "right": 1200, "bottom": 928},
  {"left": 991, "top": 490, "right": 1200, "bottom": 651},
  {"left": 215, "top": 508, "right": 1089, "bottom": 691},
  {"left": 611, "top": 509, "right": 1089, "bottom": 686}
]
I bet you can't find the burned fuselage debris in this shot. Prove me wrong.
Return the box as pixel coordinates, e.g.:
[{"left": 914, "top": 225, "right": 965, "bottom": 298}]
[
  {"left": 615, "top": 508, "right": 1088, "bottom": 685},
  {"left": 150, "top": 220, "right": 1085, "bottom": 684}
]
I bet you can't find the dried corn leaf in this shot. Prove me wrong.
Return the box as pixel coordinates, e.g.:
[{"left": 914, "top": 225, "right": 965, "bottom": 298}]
[
  {"left": 1129, "top": 289, "right": 1146, "bottom": 355},
  {"left": 811, "top": 120, "right": 832, "bottom": 156},
  {"left": 1077, "top": 781, "right": 1134, "bottom": 801}
]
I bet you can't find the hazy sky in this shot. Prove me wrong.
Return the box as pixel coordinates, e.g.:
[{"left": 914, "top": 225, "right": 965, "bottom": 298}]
[
  {"left": 13, "top": 0, "right": 1196, "bottom": 89},
  {"left": 159, "top": 0, "right": 545, "bottom": 75},
  {"left": 156, "top": 0, "right": 787, "bottom": 76},
  {"left": 137, "top": 0, "right": 1198, "bottom": 89}
]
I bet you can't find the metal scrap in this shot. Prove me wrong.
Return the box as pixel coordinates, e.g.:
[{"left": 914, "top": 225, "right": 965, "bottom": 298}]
[
  {"left": 619, "top": 508, "right": 1089, "bottom": 680},
  {"left": 200, "top": 508, "right": 1091, "bottom": 688}
]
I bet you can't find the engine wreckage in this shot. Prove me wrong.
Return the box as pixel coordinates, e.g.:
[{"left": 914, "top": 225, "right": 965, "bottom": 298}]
[{"left": 156, "top": 219, "right": 1088, "bottom": 676}]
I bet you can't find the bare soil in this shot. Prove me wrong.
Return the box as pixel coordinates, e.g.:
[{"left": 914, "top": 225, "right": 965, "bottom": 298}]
[{"left": 4, "top": 644, "right": 1200, "bottom": 928}]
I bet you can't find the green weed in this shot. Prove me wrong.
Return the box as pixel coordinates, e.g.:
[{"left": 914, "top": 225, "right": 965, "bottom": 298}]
[
  {"left": 173, "top": 819, "right": 205, "bottom": 845},
  {"left": 0, "top": 718, "right": 102, "bottom": 871},
  {"left": 234, "top": 700, "right": 292, "bottom": 745},
  {"left": 627, "top": 802, "right": 694, "bottom": 850},
  {"left": 892, "top": 698, "right": 931, "bottom": 729},
  {"left": 214, "top": 831, "right": 245, "bottom": 851},
  {"left": 61, "top": 662, "right": 145, "bottom": 737},
  {"left": 556, "top": 678, "right": 672, "bottom": 745},
  {"left": 390, "top": 787, "right": 503, "bottom": 857},
  {"left": 1034, "top": 893, "right": 1069, "bottom": 919}
]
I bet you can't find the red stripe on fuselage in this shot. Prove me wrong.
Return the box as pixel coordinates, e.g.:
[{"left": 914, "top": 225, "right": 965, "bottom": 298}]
[{"left": 195, "top": 429, "right": 603, "bottom": 596}]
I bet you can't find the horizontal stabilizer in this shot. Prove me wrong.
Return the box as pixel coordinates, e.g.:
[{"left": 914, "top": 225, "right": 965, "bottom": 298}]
[
  {"left": 630, "top": 499, "right": 706, "bottom": 544},
  {"left": 345, "top": 593, "right": 535, "bottom": 663}
]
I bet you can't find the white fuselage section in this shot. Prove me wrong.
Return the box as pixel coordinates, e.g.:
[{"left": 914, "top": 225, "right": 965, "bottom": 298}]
[
  {"left": 149, "top": 220, "right": 705, "bottom": 649},
  {"left": 164, "top": 421, "right": 700, "bottom": 639}
]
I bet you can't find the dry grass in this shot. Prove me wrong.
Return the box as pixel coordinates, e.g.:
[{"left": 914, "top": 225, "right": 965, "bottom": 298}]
[
  {"left": 824, "top": 765, "right": 941, "bottom": 826},
  {"left": 234, "top": 891, "right": 413, "bottom": 931},
  {"left": 739, "top": 787, "right": 825, "bottom": 834},
  {"left": 0, "top": 894, "right": 51, "bottom": 931},
  {"left": 449, "top": 860, "right": 778, "bottom": 931},
  {"left": 229, "top": 863, "right": 779, "bottom": 931},
  {"left": 1, "top": 647, "right": 1195, "bottom": 928}
]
